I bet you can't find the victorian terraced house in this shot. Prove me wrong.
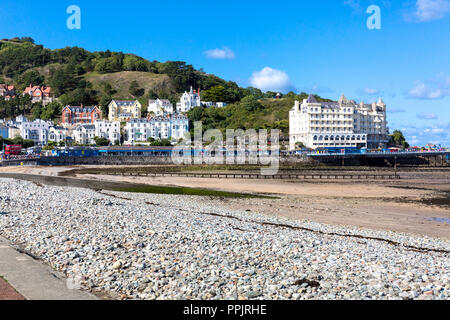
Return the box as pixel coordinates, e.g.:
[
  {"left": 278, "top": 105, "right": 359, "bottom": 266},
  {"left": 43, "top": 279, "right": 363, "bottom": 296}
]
[
  {"left": 108, "top": 100, "right": 142, "bottom": 122},
  {"left": 61, "top": 105, "right": 102, "bottom": 125},
  {"left": 23, "top": 85, "right": 54, "bottom": 105}
]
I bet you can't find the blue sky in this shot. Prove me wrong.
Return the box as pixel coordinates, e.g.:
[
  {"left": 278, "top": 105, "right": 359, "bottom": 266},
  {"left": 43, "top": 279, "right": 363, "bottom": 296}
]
[{"left": 1, "top": 0, "right": 449, "bottom": 146}]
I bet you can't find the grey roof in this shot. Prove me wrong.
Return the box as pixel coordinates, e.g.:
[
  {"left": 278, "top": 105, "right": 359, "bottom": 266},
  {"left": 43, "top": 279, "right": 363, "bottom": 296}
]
[
  {"left": 306, "top": 94, "right": 318, "bottom": 103},
  {"left": 149, "top": 99, "right": 171, "bottom": 104},
  {"left": 67, "top": 106, "right": 98, "bottom": 112},
  {"left": 320, "top": 102, "right": 341, "bottom": 109},
  {"left": 75, "top": 124, "right": 95, "bottom": 130},
  {"left": 114, "top": 100, "right": 136, "bottom": 107}
]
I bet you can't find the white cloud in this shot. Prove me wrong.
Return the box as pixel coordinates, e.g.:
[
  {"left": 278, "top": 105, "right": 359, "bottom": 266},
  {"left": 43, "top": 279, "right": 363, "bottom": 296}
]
[
  {"left": 409, "top": 82, "right": 444, "bottom": 99},
  {"left": 344, "top": 1, "right": 392, "bottom": 13},
  {"left": 417, "top": 112, "right": 439, "bottom": 119},
  {"left": 388, "top": 108, "right": 406, "bottom": 113},
  {"left": 303, "top": 85, "right": 333, "bottom": 94},
  {"left": 411, "top": 0, "right": 450, "bottom": 22},
  {"left": 356, "top": 87, "right": 381, "bottom": 97},
  {"left": 408, "top": 73, "right": 450, "bottom": 99},
  {"left": 401, "top": 123, "right": 450, "bottom": 146},
  {"left": 204, "top": 47, "right": 235, "bottom": 60},
  {"left": 363, "top": 88, "right": 379, "bottom": 95},
  {"left": 344, "top": 0, "right": 363, "bottom": 12},
  {"left": 249, "top": 67, "right": 294, "bottom": 92}
]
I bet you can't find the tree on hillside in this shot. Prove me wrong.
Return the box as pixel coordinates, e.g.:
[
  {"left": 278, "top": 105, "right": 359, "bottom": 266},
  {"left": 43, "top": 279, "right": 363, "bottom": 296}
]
[
  {"left": 40, "top": 101, "right": 62, "bottom": 120},
  {"left": 100, "top": 82, "right": 116, "bottom": 96},
  {"left": 0, "top": 42, "right": 51, "bottom": 77},
  {"left": 129, "top": 80, "right": 144, "bottom": 97},
  {"left": 123, "top": 55, "right": 149, "bottom": 72},
  {"left": 240, "top": 95, "right": 262, "bottom": 112},
  {"left": 199, "top": 74, "right": 226, "bottom": 90},
  {"left": 156, "top": 61, "right": 201, "bottom": 92},
  {"left": 273, "top": 120, "right": 289, "bottom": 134},
  {"left": 99, "top": 95, "right": 112, "bottom": 117},
  {"left": 224, "top": 81, "right": 243, "bottom": 103},
  {"left": 30, "top": 103, "right": 43, "bottom": 120},
  {"left": 19, "top": 37, "right": 35, "bottom": 44},
  {"left": 240, "top": 87, "right": 264, "bottom": 99},
  {"left": 49, "top": 67, "right": 80, "bottom": 95},
  {"left": 14, "top": 70, "right": 44, "bottom": 90},
  {"left": 388, "top": 130, "right": 410, "bottom": 149},
  {"left": 94, "top": 56, "right": 122, "bottom": 74},
  {"left": 123, "top": 55, "right": 139, "bottom": 71},
  {"left": 147, "top": 89, "right": 158, "bottom": 100},
  {"left": 0, "top": 94, "right": 33, "bottom": 119},
  {"left": 202, "top": 85, "right": 226, "bottom": 102},
  {"left": 264, "top": 91, "right": 279, "bottom": 99},
  {"left": 59, "top": 88, "right": 98, "bottom": 106},
  {"left": 187, "top": 107, "right": 204, "bottom": 122}
]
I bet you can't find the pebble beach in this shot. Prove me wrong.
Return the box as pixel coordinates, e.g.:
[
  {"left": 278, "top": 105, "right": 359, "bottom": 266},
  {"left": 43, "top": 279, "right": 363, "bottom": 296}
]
[{"left": 0, "top": 178, "right": 449, "bottom": 300}]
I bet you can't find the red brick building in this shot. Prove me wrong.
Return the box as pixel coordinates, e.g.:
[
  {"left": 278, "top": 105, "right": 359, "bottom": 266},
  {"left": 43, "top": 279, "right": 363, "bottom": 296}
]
[
  {"left": 0, "top": 84, "right": 16, "bottom": 100},
  {"left": 61, "top": 105, "right": 102, "bottom": 125},
  {"left": 23, "top": 84, "right": 54, "bottom": 105}
]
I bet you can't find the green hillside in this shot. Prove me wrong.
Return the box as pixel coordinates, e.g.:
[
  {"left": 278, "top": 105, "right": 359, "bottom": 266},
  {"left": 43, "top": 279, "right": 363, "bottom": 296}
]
[
  {"left": 188, "top": 96, "right": 304, "bottom": 139},
  {"left": 0, "top": 37, "right": 333, "bottom": 133},
  {"left": 84, "top": 71, "right": 172, "bottom": 99}
]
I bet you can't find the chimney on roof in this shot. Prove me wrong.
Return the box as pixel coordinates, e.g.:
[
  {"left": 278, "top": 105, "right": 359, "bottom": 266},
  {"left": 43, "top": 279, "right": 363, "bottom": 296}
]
[
  {"left": 338, "top": 94, "right": 348, "bottom": 104},
  {"left": 377, "top": 97, "right": 385, "bottom": 107}
]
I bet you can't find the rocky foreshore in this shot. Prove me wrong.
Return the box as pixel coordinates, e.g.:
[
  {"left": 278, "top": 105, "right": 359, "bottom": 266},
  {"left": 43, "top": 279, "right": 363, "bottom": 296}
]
[{"left": 0, "top": 178, "right": 448, "bottom": 300}]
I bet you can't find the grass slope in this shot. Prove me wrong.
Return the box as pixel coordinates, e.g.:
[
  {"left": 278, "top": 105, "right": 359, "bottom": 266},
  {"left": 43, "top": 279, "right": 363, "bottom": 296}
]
[{"left": 84, "top": 71, "right": 173, "bottom": 99}]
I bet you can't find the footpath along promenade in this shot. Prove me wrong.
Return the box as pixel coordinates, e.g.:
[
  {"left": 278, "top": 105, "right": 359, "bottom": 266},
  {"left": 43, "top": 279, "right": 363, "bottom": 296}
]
[{"left": 0, "top": 236, "right": 97, "bottom": 300}]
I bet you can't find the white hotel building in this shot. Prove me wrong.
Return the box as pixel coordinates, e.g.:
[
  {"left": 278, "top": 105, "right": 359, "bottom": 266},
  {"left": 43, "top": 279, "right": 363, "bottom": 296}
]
[
  {"left": 94, "top": 120, "right": 121, "bottom": 144},
  {"left": 148, "top": 99, "right": 174, "bottom": 116},
  {"left": 71, "top": 120, "right": 121, "bottom": 145},
  {"left": 124, "top": 115, "right": 189, "bottom": 144},
  {"left": 289, "top": 94, "right": 389, "bottom": 150},
  {"left": 177, "top": 87, "right": 201, "bottom": 113},
  {"left": 18, "top": 118, "right": 53, "bottom": 146},
  {"left": 176, "top": 87, "right": 228, "bottom": 113}
]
